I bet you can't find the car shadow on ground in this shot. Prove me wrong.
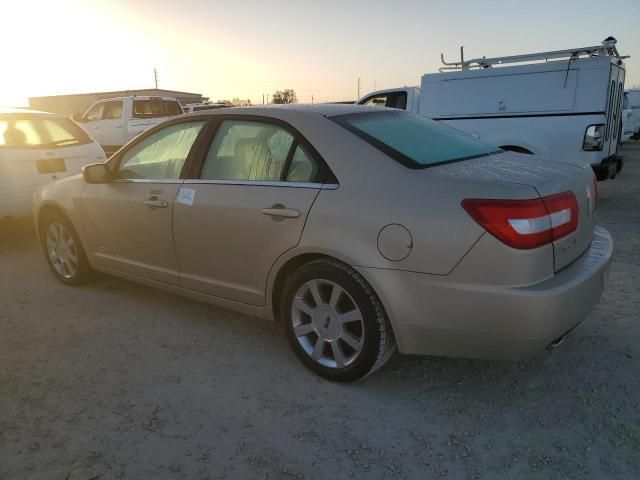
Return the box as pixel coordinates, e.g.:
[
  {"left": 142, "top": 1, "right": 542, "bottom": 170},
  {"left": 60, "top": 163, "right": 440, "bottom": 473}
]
[{"left": 0, "top": 212, "right": 623, "bottom": 402}]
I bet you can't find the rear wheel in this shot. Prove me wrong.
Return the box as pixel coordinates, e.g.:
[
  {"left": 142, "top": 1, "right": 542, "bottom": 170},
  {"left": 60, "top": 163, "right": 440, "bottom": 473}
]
[
  {"left": 42, "top": 213, "right": 92, "bottom": 285},
  {"left": 281, "top": 259, "right": 396, "bottom": 382}
]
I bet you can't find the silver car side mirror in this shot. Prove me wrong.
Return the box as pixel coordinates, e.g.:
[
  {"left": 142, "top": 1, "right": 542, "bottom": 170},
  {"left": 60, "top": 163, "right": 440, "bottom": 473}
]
[{"left": 82, "top": 163, "right": 112, "bottom": 184}]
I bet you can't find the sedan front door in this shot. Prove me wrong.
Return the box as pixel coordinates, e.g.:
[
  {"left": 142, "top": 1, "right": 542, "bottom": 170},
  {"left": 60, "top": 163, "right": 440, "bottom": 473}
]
[
  {"left": 80, "top": 120, "right": 207, "bottom": 284},
  {"left": 173, "top": 117, "right": 330, "bottom": 306}
]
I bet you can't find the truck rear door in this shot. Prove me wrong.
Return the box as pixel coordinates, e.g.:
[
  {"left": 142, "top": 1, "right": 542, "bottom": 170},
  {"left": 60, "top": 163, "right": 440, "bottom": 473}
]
[{"left": 604, "top": 64, "right": 625, "bottom": 157}]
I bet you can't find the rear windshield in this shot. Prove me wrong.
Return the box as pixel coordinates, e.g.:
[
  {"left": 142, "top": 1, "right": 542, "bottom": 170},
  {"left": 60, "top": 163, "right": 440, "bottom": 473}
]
[
  {"left": 0, "top": 116, "right": 92, "bottom": 149},
  {"left": 133, "top": 99, "right": 183, "bottom": 119},
  {"left": 332, "top": 111, "right": 501, "bottom": 169}
]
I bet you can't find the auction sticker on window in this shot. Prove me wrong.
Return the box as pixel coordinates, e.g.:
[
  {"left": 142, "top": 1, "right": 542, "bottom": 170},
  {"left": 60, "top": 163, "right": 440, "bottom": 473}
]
[{"left": 177, "top": 187, "right": 196, "bottom": 206}]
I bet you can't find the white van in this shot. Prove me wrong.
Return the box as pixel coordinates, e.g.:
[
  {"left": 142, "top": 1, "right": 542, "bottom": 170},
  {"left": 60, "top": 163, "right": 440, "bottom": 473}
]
[
  {"left": 358, "top": 38, "right": 627, "bottom": 180},
  {"left": 75, "top": 96, "right": 183, "bottom": 155},
  {"left": 625, "top": 89, "right": 640, "bottom": 138},
  {"left": 621, "top": 92, "right": 634, "bottom": 143},
  {"left": 0, "top": 108, "right": 106, "bottom": 218}
]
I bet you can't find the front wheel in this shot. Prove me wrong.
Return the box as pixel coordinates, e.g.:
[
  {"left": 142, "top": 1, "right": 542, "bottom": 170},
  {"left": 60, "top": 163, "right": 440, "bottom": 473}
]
[
  {"left": 41, "top": 213, "right": 92, "bottom": 285},
  {"left": 281, "top": 259, "right": 396, "bottom": 382}
]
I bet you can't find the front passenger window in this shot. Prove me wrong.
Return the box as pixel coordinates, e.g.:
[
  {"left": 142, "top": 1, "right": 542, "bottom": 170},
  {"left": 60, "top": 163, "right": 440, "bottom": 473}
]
[
  {"left": 84, "top": 103, "right": 104, "bottom": 121},
  {"left": 117, "top": 121, "right": 205, "bottom": 180},
  {"left": 362, "top": 95, "right": 388, "bottom": 108}
]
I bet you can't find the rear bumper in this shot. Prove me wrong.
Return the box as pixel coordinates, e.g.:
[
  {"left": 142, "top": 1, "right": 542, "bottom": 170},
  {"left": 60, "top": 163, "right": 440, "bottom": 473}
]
[
  {"left": 592, "top": 155, "right": 623, "bottom": 180},
  {"left": 357, "top": 227, "right": 613, "bottom": 360}
]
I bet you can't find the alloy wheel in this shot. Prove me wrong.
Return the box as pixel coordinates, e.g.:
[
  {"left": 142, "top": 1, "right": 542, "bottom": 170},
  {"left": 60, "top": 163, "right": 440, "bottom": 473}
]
[
  {"left": 46, "top": 222, "right": 78, "bottom": 279},
  {"left": 291, "top": 279, "right": 365, "bottom": 369}
]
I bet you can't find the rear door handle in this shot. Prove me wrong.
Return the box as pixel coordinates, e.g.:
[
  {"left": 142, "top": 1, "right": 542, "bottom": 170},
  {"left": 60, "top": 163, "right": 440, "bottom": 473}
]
[
  {"left": 143, "top": 198, "right": 168, "bottom": 209},
  {"left": 261, "top": 206, "right": 300, "bottom": 219}
]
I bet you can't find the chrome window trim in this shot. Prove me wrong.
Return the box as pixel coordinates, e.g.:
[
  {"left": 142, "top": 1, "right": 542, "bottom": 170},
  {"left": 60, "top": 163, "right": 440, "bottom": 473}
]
[
  {"left": 182, "top": 179, "right": 339, "bottom": 190},
  {"left": 113, "top": 179, "right": 184, "bottom": 184}
]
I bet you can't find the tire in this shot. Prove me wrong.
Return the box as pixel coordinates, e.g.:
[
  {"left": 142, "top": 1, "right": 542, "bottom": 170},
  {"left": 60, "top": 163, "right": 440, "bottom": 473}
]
[
  {"left": 281, "top": 259, "right": 396, "bottom": 382},
  {"left": 41, "top": 212, "right": 92, "bottom": 285}
]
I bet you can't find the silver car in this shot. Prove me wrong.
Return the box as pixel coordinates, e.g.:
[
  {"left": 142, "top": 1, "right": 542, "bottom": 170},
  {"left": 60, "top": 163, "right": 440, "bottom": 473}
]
[{"left": 34, "top": 105, "right": 612, "bottom": 382}]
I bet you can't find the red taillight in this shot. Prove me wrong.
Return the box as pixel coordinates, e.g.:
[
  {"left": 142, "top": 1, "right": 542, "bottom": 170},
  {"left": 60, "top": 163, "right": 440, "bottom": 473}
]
[{"left": 462, "top": 192, "right": 579, "bottom": 249}]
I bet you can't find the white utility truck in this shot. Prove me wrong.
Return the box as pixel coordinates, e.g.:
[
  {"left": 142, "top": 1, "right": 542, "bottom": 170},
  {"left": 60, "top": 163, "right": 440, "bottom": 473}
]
[
  {"left": 625, "top": 89, "right": 640, "bottom": 138},
  {"left": 358, "top": 38, "right": 627, "bottom": 180},
  {"left": 74, "top": 96, "right": 183, "bottom": 155}
]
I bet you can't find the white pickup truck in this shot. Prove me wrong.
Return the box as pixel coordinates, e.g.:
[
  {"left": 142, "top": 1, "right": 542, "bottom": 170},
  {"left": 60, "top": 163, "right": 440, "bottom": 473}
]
[
  {"left": 358, "top": 38, "right": 627, "bottom": 180},
  {"left": 75, "top": 96, "right": 183, "bottom": 155}
]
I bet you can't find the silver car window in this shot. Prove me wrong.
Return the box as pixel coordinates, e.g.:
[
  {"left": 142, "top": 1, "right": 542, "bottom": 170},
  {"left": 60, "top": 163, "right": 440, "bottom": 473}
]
[
  {"left": 201, "top": 120, "right": 295, "bottom": 181},
  {"left": 118, "top": 121, "right": 205, "bottom": 180},
  {"left": 286, "top": 145, "right": 317, "bottom": 182}
]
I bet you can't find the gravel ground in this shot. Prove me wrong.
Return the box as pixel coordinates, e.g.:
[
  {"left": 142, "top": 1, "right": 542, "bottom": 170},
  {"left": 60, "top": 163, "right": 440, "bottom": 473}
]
[{"left": 1, "top": 144, "right": 639, "bottom": 480}]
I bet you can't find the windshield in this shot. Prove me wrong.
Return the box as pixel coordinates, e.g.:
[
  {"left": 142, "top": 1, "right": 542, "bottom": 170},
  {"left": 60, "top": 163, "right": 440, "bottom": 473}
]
[
  {"left": 0, "top": 116, "right": 92, "bottom": 149},
  {"left": 332, "top": 111, "right": 501, "bottom": 169}
]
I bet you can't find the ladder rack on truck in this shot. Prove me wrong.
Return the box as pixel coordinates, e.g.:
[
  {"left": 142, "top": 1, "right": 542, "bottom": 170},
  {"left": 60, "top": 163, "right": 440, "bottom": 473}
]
[
  {"left": 357, "top": 37, "right": 628, "bottom": 180},
  {"left": 440, "top": 37, "right": 628, "bottom": 72}
]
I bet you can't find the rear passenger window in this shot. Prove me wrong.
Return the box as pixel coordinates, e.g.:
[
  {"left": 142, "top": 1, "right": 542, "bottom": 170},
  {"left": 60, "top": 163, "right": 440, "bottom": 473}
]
[
  {"left": 286, "top": 146, "right": 317, "bottom": 182},
  {"left": 201, "top": 120, "right": 295, "bottom": 181},
  {"left": 117, "top": 121, "right": 205, "bottom": 180}
]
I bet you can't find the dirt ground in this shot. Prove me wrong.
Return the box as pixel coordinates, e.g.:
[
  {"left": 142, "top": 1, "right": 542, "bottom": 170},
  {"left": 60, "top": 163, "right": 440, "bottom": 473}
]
[{"left": 1, "top": 145, "right": 639, "bottom": 480}]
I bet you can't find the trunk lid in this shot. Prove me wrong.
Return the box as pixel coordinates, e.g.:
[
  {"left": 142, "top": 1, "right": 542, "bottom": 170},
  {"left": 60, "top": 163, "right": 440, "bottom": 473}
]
[{"left": 431, "top": 151, "right": 597, "bottom": 271}]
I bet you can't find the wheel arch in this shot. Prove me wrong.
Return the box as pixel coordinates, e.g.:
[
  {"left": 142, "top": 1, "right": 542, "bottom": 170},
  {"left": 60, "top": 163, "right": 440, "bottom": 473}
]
[
  {"left": 269, "top": 249, "right": 366, "bottom": 321},
  {"left": 36, "top": 201, "right": 72, "bottom": 241}
]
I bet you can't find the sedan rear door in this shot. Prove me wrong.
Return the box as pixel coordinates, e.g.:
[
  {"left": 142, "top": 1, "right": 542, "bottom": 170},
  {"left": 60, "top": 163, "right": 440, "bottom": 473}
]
[{"left": 173, "top": 116, "right": 331, "bottom": 306}]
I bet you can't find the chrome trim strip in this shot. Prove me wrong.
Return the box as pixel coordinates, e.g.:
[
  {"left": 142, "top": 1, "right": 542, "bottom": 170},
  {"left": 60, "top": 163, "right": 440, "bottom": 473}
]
[
  {"left": 112, "top": 178, "right": 340, "bottom": 190},
  {"left": 113, "top": 179, "right": 183, "bottom": 184},
  {"left": 182, "top": 179, "right": 339, "bottom": 190}
]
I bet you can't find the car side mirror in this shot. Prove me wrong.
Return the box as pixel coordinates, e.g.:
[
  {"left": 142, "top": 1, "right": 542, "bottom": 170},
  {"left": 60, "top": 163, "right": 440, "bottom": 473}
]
[
  {"left": 82, "top": 163, "right": 112, "bottom": 184},
  {"left": 72, "top": 113, "right": 84, "bottom": 122}
]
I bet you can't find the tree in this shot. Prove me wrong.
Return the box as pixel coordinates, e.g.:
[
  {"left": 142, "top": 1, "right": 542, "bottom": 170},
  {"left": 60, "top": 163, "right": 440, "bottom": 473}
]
[{"left": 271, "top": 89, "right": 297, "bottom": 104}]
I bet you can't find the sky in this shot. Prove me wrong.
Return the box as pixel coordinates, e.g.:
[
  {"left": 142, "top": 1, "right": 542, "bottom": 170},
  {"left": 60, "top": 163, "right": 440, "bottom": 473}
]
[{"left": 1, "top": 0, "right": 639, "bottom": 106}]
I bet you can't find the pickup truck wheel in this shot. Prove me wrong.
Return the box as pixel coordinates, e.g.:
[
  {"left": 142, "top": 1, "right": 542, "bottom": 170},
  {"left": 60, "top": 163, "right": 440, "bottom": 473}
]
[
  {"left": 281, "top": 259, "right": 396, "bottom": 382},
  {"left": 42, "top": 213, "right": 92, "bottom": 285}
]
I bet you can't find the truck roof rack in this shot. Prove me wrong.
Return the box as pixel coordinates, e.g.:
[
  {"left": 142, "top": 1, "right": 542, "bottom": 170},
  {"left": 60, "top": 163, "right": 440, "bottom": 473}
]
[{"left": 439, "top": 37, "right": 628, "bottom": 72}]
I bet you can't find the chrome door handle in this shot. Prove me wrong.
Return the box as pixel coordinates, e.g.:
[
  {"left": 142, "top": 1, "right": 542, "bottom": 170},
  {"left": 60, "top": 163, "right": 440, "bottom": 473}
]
[
  {"left": 143, "top": 198, "right": 168, "bottom": 209},
  {"left": 262, "top": 206, "right": 300, "bottom": 219}
]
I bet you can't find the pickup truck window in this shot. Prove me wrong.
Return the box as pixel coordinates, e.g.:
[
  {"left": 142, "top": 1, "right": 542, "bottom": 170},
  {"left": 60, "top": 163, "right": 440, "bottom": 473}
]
[
  {"left": 333, "top": 111, "right": 501, "bottom": 169},
  {"left": 84, "top": 103, "right": 104, "bottom": 122},
  {"left": 360, "top": 92, "right": 407, "bottom": 110},
  {"left": 133, "top": 100, "right": 183, "bottom": 119},
  {"left": 0, "top": 116, "right": 91, "bottom": 148},
  {"left": 103, "top": 101, "right": 123, "bottom": 120}
]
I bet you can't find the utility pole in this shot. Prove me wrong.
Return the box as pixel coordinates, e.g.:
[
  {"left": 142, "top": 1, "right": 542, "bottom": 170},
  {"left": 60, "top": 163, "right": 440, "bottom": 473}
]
[
  {"left": 154, "top": 68, "right": 158, "bottom": 89},
  {"left": 262, "top": 94, "right": 265, "bottom": 105},
  {"left": 266, "top": 94, "right": 270, "bottom": 104},
  {"left": 311, "top": 94, "right": 314, "bottom": 104},
  {"left": 357, "top": 77, "right": 361, "bottom": 100}
]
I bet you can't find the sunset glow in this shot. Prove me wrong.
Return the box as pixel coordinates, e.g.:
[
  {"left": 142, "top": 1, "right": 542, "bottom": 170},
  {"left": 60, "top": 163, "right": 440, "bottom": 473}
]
[{"left": 1, "top": 0, "right": 639, "bottom": 107}]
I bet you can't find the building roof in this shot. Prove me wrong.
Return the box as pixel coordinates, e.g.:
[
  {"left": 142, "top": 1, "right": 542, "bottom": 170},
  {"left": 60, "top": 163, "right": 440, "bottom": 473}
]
[{"left": 29, "top": 88, "right": 205, "bottom": 100}]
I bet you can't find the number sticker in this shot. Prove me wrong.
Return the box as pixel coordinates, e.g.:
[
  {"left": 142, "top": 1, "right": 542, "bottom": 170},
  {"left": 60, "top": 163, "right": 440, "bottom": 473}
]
[{"left": 177, "top": 187, "right": 196, "bottom": 206}]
